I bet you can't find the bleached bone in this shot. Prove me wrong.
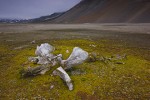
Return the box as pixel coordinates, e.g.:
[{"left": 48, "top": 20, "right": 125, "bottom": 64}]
[
  {"left": 34, "top": 43, "right": 55, "bottom": 64},
  {"left": 53, "top": 67, "right": 73, "bottom": 91},
  {"left": 60, "top": 47, "right": 88, "bottom": 70},
  {"left": 35, "top": 43, "right": 55, "bottom": 57}
]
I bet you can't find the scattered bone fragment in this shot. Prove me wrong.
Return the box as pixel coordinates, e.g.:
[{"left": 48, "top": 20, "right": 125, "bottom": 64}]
[
  {"left": 53, "top": 67, "right": 73, "bottom": 90},
  {"left": 115, "top": 54, "right": 127, "bottom": 60}
]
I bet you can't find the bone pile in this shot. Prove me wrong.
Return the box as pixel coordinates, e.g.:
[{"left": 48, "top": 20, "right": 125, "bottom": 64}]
[{"left": 24, "top": 43, "right": 88, "bottom": 91}]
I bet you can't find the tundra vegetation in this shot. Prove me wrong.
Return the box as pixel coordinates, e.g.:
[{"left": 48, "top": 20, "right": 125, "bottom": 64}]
[{"left": 0, "top": 28, "right": 149, "bottom": 99}]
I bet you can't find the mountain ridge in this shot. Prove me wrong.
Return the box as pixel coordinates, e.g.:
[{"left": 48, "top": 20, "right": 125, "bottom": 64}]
[{"left": 49, "top": 0, "right": 150, "bottom": 23}]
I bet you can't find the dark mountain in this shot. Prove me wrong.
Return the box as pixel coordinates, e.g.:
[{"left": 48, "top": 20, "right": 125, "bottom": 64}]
[
  {"left": 0, "top": 18, "right": 23, "bottom": 23},
  {"left": 0, "top": 12, "right": 65, "bottom": 23},
  {"left": 49, "top": 0, "right": 150, "bottom": 23},
  {"left": 29, "top": 12, "right": 65, "bottom": 23}
]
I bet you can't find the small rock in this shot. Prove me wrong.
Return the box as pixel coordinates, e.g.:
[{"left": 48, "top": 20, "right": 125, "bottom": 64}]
[
  {"left": 115, "top": 62, "right": 125, "bottom": 64},
  {"left": 66, "top": 50, "right": 69, "bottom": 53},
  {"left": 89, "top": 44, "right": 97, "bottom": 48},
  {"left": 50, "top": 74, "right": 54, "bottom": 77},
  {"left": 87, "top": 52, "right": 97, "bottom": 62},
  {"left": 31, "top": 40, "right": 36, "bottom": 44},
  {"left": 50, "top": 85, "right": 54, "bottom": 89}
]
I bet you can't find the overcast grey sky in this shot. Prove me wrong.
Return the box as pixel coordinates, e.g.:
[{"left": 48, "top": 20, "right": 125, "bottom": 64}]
[{"left": 0, "top": 0, "right": 81, "bottom": 19}]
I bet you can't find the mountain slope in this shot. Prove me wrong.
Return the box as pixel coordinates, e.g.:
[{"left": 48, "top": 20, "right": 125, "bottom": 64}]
[
  {"left": 49, "top": 0, "right": 150, "bottom": 23},
  {"left": 29, "top": 12, "right": 65, "bottom": 23}
]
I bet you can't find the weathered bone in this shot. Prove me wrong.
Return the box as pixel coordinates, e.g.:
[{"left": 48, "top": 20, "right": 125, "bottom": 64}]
[
  {"left": 22, "top": 65, "right": 51, "bottom": 77},
  {"left": 28, "top": 43, "right": 55, "bottom": 64},
  {"left": 35, "top": 43, "right": 55, "bottom": 64},
  {"left": 25, "top": 54, "right": 62, "bottom": 76},
  {"left": 35, "top": 43, "right": 55, "bottom": 57},
  {"left": 60, "top": 47, "right": 88, "bottom": 70},
  {"left": 53, "top": 67, "right": 73, "bottom": 90}
]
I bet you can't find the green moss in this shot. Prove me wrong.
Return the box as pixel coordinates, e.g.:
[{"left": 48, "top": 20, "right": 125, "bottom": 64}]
[{"left": 0, "top": 39, "right": 149, "bottom": 99}]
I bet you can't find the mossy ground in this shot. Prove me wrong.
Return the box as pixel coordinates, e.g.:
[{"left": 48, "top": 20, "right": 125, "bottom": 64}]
[
  {"left": 0, "top": 26, "right": 150, "bottom": 100},
  {"left": 0, "top": 38, "right": 149, "bottom": 100}
]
